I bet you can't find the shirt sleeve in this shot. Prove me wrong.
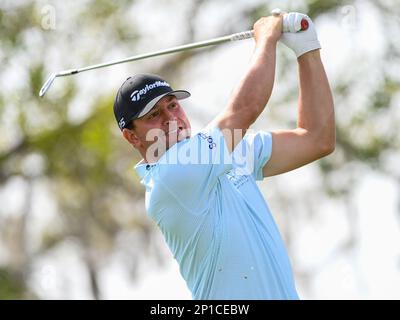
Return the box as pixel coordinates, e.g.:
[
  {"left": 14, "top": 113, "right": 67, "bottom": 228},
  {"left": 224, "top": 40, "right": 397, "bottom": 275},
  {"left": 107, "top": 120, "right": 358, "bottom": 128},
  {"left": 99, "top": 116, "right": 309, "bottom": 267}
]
[
  {"left": 155, "top": 126, "right": 233, "bottom": 214},
  {"left": 232, "top": 130, "right": 273, "bottom": 181}
]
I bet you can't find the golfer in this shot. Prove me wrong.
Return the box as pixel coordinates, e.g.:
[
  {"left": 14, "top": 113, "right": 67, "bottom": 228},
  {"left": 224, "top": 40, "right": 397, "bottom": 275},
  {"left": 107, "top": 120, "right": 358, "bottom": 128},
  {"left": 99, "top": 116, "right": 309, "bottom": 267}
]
[{"left": 113, "top": 12, "right": 335, "bottom": 299}]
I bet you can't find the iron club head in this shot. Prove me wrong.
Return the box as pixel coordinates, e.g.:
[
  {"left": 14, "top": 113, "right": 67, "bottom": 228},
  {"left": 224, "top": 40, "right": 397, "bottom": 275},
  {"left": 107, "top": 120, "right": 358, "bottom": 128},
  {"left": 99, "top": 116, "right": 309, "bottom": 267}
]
[{"left": 39, "top": 73, "right": 57, "bottom": 97}]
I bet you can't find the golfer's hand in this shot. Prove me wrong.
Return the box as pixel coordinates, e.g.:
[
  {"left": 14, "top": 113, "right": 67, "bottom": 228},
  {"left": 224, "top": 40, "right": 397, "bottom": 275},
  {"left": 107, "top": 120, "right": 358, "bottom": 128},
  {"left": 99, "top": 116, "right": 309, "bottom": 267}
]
[
  {"left": 280, "top": 12, "right": 321, "bottom": 58},
  {"left": 253, "top": 15, "right": 283, "bottom": 45}
]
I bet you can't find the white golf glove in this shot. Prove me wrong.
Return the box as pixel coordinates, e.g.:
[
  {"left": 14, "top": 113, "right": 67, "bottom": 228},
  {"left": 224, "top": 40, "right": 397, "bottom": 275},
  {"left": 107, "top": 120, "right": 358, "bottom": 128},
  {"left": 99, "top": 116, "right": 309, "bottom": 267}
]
[{"left": 281, "top": 12, "right": 321, "bottom": 58}]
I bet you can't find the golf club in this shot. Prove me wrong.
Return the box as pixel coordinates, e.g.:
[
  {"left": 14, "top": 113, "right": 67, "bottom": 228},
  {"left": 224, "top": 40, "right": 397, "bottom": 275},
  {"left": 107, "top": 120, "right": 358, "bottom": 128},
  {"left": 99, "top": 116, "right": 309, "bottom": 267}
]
[{"left": 39, "top": 17, "right": 308, "bottom": 97}]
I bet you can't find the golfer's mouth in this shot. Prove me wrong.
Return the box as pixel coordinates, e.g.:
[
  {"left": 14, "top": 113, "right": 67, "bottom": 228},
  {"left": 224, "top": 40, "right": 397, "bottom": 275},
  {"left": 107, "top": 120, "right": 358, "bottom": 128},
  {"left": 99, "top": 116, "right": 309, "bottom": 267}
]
[
  {"left": 165, "top": 127, "right": 191, "bottom": 145},
  {"left": 167, "top": 126, "right": 184, "bottom": 136}
]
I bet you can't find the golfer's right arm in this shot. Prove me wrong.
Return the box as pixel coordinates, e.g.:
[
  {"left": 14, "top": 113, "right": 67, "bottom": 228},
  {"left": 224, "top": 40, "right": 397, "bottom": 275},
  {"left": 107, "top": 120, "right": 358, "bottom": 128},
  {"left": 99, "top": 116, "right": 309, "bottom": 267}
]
[{"left": 214, "top": 15, "right": 282, "bottom": 153}]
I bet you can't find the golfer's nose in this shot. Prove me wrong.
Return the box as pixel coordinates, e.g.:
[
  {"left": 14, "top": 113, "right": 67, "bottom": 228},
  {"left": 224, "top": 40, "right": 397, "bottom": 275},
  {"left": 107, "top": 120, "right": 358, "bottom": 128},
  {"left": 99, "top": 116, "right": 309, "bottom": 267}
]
[{"left": 162, "top": 109, "right": 177, "bottom": 125}]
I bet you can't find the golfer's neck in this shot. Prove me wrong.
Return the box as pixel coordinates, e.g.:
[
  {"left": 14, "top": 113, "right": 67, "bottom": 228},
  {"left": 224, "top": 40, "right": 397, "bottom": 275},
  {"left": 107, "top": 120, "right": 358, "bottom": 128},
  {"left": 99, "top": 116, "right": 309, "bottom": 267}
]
[
  {"left": 140, "top": 135, "right": 191, "bottom": 163},
  {"left": 140, "top": 147, "right": 166, "bottom": 164}
]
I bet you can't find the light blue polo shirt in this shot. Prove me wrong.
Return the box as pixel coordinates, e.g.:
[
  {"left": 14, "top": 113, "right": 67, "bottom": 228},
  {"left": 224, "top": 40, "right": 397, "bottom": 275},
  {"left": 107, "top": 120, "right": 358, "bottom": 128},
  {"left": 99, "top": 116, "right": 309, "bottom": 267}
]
[{"left": 135, "top": 126, "right": 299, "bottom": 300}]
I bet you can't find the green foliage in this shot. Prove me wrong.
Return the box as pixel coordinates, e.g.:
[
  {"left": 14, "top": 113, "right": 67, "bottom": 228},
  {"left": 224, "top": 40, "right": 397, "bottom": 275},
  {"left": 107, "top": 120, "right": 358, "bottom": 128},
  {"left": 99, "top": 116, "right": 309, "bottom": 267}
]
[
  {"left": 306, "top": 0, "right": 347, "bottom": 17},
  {"left": 0, "top": 4, "right": 35, "bottom": 47},
  {"left": 29, "top": 96, "right": 114, "bottom": 184},
  {"left": 0, "top": 268, "right": 30, "bottom": 299},
  {"left": 369, "top": 77, "right": 399, "bottom": 111}
]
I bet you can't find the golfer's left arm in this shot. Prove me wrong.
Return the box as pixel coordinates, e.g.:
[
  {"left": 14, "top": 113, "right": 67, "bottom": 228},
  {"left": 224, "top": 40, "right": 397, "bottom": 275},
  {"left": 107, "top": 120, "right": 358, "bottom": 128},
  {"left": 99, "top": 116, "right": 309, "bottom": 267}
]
[{"left": 262, "top": 49, "right": 335, "bottom": 177}]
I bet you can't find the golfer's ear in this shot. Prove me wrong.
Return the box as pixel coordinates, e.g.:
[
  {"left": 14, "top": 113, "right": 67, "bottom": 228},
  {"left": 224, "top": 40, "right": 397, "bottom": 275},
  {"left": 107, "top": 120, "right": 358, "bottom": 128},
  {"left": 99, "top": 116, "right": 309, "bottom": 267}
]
[{"left": 122, "top": 128, "right": 141, "bottom": 147}]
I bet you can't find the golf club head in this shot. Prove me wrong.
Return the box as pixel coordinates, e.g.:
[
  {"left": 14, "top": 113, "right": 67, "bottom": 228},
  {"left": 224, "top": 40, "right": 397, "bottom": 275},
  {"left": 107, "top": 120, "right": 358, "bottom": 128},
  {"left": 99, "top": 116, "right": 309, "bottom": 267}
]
[{"left": 39, "top": 73, "right": 57, "bottom": 97}]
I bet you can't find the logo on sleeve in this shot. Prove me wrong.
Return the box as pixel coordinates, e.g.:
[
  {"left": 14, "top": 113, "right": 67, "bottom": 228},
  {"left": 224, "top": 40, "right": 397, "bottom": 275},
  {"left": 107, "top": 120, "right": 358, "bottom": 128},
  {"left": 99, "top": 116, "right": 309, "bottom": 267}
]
[{"left": 198, "top": 132, "right": 217, "bottom": 149}]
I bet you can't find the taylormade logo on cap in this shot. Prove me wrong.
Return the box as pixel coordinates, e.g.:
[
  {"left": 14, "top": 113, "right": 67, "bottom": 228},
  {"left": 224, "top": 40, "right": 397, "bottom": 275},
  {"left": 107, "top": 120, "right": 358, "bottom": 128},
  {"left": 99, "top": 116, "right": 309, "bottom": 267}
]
[{"left": 130, "top": 80, "right": 170, "bottom": 102}]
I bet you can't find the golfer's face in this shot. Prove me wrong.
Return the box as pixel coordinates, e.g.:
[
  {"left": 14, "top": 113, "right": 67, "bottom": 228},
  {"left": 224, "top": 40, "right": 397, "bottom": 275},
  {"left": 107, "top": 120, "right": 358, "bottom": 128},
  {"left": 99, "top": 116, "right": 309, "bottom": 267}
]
[{"left": 133, "top": 95, "right": 191, "bottom": 151}]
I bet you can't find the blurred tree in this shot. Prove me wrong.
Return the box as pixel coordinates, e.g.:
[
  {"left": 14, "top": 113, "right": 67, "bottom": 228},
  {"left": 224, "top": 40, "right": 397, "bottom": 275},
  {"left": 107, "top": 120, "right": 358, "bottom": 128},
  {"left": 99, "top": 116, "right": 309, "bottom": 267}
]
[
  {"left": 0, "top": 0, "right": 156, "bottom": 299},
  {"left": 254, "top": 0, "right": 400, "bottom": 296},
  {"left": 0, "top": 0, "right": 399, "bottom": 299}
]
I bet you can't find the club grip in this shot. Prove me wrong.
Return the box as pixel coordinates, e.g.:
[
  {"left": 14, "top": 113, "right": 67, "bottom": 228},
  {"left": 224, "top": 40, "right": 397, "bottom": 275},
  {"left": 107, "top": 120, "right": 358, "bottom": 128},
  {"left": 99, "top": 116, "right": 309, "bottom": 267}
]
[
  {"left": 238, "top": 18, "right": 308, "bottom": 41},
  {"left": 230, "top": 18, "right": 308, "bottom": 42}
]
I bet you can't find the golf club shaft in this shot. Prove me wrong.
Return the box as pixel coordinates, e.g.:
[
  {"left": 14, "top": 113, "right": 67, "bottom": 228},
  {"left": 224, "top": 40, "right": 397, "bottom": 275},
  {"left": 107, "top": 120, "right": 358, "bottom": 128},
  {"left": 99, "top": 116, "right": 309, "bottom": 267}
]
[
  {"left": 39, "top": 30, "right": 253, "bottom": 97},
  {"left": 39, "top": 18, "right": 308, "bottom": 97},
  {"left": 59, "top": 31, "right": 254, "bottom": 76}
]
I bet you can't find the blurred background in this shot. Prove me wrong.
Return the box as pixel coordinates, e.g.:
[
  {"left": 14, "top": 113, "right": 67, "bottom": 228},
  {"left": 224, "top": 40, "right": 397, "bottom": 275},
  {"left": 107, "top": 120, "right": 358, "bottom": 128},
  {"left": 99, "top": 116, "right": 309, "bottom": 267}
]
[{"left": 1, "top": 0, "right": 399, "bottom": 299}]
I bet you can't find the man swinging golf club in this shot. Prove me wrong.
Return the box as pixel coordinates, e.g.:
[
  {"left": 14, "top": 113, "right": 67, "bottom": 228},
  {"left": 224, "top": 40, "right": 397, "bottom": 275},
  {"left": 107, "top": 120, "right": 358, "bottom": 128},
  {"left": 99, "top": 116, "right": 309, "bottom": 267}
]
[{"left": 113, "top": 10, "right": 335, "bottom": 299}]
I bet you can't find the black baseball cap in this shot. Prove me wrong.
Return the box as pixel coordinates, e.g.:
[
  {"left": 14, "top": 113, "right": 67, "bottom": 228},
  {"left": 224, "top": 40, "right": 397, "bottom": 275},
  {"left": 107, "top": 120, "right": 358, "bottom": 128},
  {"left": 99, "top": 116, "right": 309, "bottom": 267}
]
[{"left": 113, "top": 73, "right": 190, "bottom": 130}]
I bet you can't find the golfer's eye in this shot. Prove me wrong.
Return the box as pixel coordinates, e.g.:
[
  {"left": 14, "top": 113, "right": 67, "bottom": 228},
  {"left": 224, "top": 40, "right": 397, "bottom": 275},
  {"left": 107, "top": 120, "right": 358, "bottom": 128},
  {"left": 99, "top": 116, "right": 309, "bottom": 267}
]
[{"left": 169, "top": 103, "right": 177, "bottom": 109}]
